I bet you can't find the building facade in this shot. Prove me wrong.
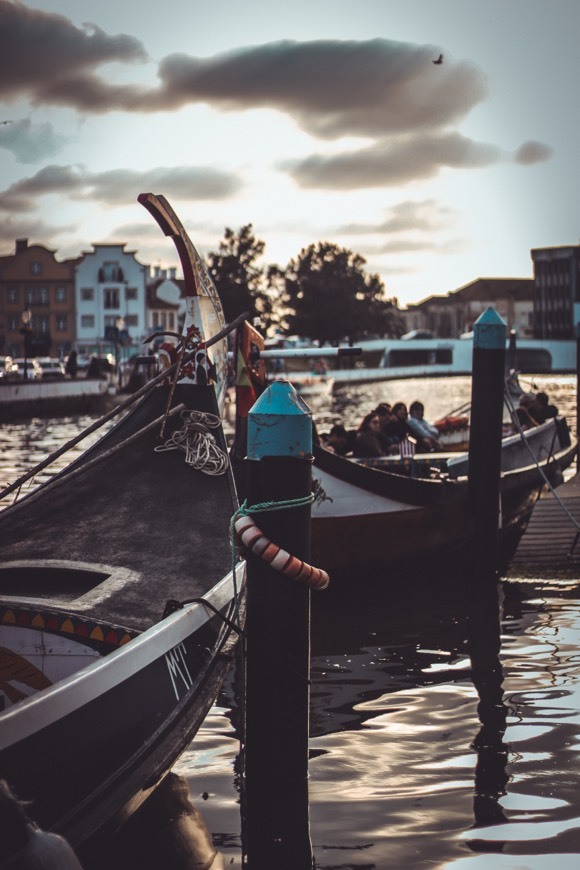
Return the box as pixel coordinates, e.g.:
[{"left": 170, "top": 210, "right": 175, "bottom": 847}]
[
  {"left": 74, "top": 244, "right": 148, "bottom": 358},
  {"left": 531, "top": 245, "right": 580, "bottom": 340},
  {"left": 403, "top": 278, "right": 535, "bottom": 339},
  {"left": 0, "top": 239, "right": 76, "bottom": 358}
]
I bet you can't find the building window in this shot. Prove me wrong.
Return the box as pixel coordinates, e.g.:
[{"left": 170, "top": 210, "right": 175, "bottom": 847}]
[
  {"left": 104, "top": 288, "right": 120, "bottom": 309},
  {"left": 56, "top": 315, "right": 67, "bottom": 331},
  {"left": 81, "top": 287, "right": 94, "bottom": 301},
  {"left": 38, "top": 287, "right": 49, "bottom": 306},
  {"left": 7, "top": 287, "right": 18, "bottom": 304},
  {"left": 81, "top": 314, "right": 95, "bottom": 328},
  {"left": 126, "top": 287, "right": 138, "bottom": 301},
  {"left": 99, "top": 261, "right": 124, "bottom": 282},
  {"left": 125, "top": 314, "right": 138, "bottom": 327},
  {"left": 25, "top": 287, "right": 35, "bottom": 306},
  {"left": 8, "top": 316, "right": 19, "bottom": 331},
  {"left": 55, "top": 286, "right": 66, "bottom": 303},
  {"left": 30, "top": 261, "right": 42, "bottom": 275}
]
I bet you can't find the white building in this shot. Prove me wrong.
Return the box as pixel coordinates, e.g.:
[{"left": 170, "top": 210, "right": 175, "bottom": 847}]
[{"left": 74, "top": 244, "right": 148, "bottom": 357}]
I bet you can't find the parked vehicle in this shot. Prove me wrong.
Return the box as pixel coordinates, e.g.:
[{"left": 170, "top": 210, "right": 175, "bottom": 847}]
[
  {"left": 36, "top": 357, "right": 66, "bottom": 380},
  {"left": 2, "top": 357, "right": 44, "bottom": 380}
]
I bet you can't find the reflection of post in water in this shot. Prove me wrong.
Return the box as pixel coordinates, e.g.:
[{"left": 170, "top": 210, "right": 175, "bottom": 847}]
[{"left": 468, "top": 581, "right": 509, "bottom": 829}]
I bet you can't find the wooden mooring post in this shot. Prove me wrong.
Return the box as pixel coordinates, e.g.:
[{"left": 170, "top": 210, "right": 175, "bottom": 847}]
[
  {"left": 242, "top": 380, "right": 315, "bottom": 870},
  {"left": 468, "top": 307, "right": 507, "bottom": 580}
]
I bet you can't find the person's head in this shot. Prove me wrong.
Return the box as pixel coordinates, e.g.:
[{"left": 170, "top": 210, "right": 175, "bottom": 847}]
[
  {"left": 535, "top": 392, "right": 549, "bottom": 407},
  {"left": 327, "top": 424, "right": 349, "bottom": 450},
  {"left": 373, "top": 403, "right": 395, "bottom": 428},
  {"left": 359, "top": 412, "right": 381, "bottom": 433},
  {"left": 519, "top": 394, "right": 534, "bottom": 408},
  {"left": 391, "top": 402, "right": 408, "bottom": 420},
  {"left": 409, "top": 401, "right": 424, "bottom": 419}
]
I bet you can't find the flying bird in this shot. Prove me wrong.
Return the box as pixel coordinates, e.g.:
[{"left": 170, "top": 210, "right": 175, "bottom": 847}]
[
  {"left": 0, "top": 120, "right": 13, "bottom": 125},
  {"left": 433, "top": 54, "right": 444, "bottom": 65}
]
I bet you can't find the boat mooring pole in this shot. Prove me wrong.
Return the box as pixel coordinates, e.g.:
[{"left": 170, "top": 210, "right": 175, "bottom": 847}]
[
  {"left": 468, "top": 307, "right": 507, "bottom": 579},
  {"left": 243, "top": 380, "right": 315, "bottom": 870}
]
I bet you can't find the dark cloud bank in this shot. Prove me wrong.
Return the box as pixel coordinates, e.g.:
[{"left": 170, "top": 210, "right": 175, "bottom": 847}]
[{"left": 0, "top": 1, "right": 552, "bottom": 203}]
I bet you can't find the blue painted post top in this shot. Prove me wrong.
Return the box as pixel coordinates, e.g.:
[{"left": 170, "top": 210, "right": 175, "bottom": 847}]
[
  {"left": 247, "top": 379, "right": 312, "bottom": 460},
  {"left": 473, "top": 307, "right": 507, "bottom": 350}
]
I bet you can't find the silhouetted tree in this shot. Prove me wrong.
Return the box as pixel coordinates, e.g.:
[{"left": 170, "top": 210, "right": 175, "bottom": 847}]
[
  {"left": 283, "top": 242, "right": 403, "bottom": 344},
  {"left": 208, "top": 225, "right": 274, "bottom": 326}
]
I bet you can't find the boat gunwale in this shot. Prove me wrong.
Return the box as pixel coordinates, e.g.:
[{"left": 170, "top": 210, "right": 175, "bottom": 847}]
[{"left": 0, "top": 565, "right": 245, "bottom": 748}]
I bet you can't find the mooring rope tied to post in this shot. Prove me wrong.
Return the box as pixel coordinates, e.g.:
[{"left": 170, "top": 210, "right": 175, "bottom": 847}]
[{"left": 231, "top": 496, "right": 330, "bottom": 590}]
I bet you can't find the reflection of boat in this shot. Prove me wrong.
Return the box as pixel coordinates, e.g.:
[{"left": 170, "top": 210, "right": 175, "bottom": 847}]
[
  {"left": 0, "top": 194, "right": 244, "bottom": 852},
  {"left": 310, "top": 417, "right": 576, "bottom": 575}
]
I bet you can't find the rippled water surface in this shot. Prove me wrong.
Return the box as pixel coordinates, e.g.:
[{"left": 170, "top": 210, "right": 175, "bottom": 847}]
[{"left": 2, "top": 377, "right": 579, "bottom": 869}]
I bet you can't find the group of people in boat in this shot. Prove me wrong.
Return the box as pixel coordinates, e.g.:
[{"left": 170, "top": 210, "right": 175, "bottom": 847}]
[
  {"left": 323, "top": 388, "right": 560, "bottom": 458},
  {"left": 322, "top": 400, "right": 442, "bottom": 458}
]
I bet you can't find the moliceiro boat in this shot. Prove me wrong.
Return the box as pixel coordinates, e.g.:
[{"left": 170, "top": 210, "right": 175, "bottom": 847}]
[
  {"left": 0, "top": 195, "right": 244, "bottom": 857},
  {"left": 232, "top": 320, "right": 576, "bottom": 579},
  {"left": 310, "top": 416, "right": 575, "bottom": 576}
]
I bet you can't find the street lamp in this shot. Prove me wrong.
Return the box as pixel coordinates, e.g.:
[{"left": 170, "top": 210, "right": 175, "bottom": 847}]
[{"left": 20, "top": 309, "right": 32, "bottom": 380}]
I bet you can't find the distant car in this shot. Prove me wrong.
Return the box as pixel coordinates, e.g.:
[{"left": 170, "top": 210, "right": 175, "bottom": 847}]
[
  {"left": 36, "top": 357, "right": 66, "bottom": 379},
  {"left": 400, "top": 329, "right": 434, "bottom": 340}
]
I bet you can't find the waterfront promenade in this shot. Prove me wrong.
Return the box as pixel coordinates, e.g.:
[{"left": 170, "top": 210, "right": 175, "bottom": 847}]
[{"left": 509, "top": 468, "right": 580, "bottom": 578}]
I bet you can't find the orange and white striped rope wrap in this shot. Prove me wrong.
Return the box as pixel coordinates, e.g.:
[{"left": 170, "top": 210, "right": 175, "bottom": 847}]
[{"left": 234, "top": 514, "right": 330, "bottom": 590}]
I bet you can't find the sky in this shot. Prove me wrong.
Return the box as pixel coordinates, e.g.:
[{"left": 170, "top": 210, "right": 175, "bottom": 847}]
[{"left": 0, "top": 0, "right": 579, "bottom": 309}]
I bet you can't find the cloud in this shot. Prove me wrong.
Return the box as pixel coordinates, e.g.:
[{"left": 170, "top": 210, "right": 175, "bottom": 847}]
[
  {"left": 2, "top": 4, "right": 484, "bottom": 133},
  {"left": 0, "top": 0, "right": 148, "bottom": 109},
  {"left": 155, "top": 40, "right": 487, "bottom": 138},
  {"left": 0, "top": 164, "right": 243, "bottom": 212},
  {"left": 337, "top": 200, "right": 455, "bottom": 235},
  {"left": 0, "top": 118, "right": 70, "bottom": 163},
  {"left": 284, "top": 132, "right": 505, "bottom": 189},
  {"left": 514, "top": 140, "right": 553, "bottom": 164},
  {"left": 0, "top": 215, "right": 74, "bottom": 249}
]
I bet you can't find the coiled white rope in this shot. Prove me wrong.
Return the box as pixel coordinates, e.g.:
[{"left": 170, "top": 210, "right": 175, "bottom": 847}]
[{"left": 154, "top": 409, "right": 229, "bottom": 475}]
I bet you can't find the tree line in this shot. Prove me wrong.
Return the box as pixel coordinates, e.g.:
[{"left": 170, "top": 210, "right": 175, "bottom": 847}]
[{"left": 207, "top": 225, "right": 405, "bottom": 344}]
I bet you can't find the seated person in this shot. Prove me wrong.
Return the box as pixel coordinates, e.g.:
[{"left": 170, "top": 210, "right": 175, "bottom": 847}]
[
  {"left": 322, "top": 423, "right": 354, "bottom": 455},
  {"left": 389, "top": 402, "right": 410, "bottom": 440},
  {"left": 530, "top": 391, "right": 558, "bottom": 424},
  {"left": 406, "top": 400, "right": 442, "bottom": 452},
  {"left": 373, "top": 403, "right": 400, "bottom": 454},
  {"left": 353, "top": 412, "right": 384, "bottom": 457},
  {"left": 515, "top": 394, "right": 539, "bottom": 429}
]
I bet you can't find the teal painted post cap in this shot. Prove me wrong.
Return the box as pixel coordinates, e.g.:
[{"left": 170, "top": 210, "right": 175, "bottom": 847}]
[
  {"left": 474, "top": 307, "right": 506, "bottom": 350},
  {"left": 247, "top": 379, "right": 312, "bottom": 459}
]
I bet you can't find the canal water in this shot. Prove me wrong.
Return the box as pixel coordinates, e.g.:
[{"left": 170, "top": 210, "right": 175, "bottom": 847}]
[{"left": 1, "top": 376, "right": 579, "bottom": 869}]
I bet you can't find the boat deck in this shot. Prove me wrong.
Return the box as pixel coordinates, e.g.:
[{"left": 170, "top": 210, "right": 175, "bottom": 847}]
[{"left": 508, "top": 465, "right": 580, "bottom": 579}]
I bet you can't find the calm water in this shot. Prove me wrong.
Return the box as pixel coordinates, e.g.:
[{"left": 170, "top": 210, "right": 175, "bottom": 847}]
[{"left": 1, "top": 376, "right": 579, "bottom": 869}]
